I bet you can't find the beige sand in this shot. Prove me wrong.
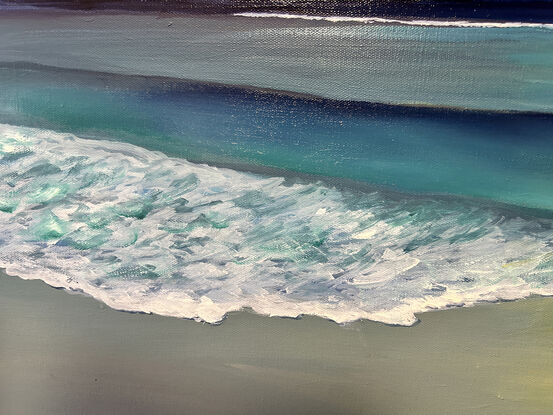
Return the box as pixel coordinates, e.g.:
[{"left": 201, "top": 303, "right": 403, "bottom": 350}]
[{"left": 1, "top": 270, "right": 552, "bottom": 415}]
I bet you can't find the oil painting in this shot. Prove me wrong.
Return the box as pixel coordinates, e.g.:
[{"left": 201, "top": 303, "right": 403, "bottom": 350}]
[{"left": 1, "top": 1, "right": 552, "bottom": 414}]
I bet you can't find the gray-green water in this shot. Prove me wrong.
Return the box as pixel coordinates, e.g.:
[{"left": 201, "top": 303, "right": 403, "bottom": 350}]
[{"left": 1, "top": 10, "right": 552, "bottom": 112}]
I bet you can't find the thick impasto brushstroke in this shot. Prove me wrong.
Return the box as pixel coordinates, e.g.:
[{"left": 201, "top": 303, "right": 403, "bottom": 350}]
[{"left": 1, "top": 123, "right": 552, "bottom": 325}]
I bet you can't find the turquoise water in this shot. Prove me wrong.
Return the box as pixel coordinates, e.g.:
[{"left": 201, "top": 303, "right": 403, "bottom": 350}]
[{"left": 1, "top": 64, "right": 552, "bottom": 210}]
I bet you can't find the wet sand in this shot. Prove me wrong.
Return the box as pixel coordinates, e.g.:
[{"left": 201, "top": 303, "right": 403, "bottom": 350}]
[{"left": 1, "top": 270, "right": 552, "bottom": 414}]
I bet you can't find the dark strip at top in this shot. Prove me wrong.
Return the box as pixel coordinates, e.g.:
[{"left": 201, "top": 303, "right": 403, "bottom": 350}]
[{"left": 2, "top": 0, "right": 553, "bottom": 23}]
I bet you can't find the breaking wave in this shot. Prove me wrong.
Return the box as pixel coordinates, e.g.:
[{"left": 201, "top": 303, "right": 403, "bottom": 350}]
[
  {"left": 1, "top": 123, "right": 553, "bottom": 324},
  {"left": 234, "top": 12, "right": 553, "bottom": 29}
]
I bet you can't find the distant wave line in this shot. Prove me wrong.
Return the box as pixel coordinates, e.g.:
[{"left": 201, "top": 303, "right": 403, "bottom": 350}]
[{"left": 234, "top": 12, "right": 553, "bottom": 29}]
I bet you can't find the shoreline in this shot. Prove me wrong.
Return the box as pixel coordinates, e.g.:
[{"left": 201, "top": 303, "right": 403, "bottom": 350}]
[
  {"left": 1, "top": 270, "right": 552, "bottom": 414},
  {"left": 4, "top": 266, "right": 553, "bottom": 329}
]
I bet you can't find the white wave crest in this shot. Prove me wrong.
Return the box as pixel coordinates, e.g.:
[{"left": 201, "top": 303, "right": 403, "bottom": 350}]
[{"left": 234, "top": 12, "right": 553, "bottom": 29}]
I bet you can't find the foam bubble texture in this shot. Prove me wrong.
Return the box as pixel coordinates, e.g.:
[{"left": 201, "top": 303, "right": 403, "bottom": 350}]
[{"left": 1, "top": 124, "right": 552, "bottom": 324}]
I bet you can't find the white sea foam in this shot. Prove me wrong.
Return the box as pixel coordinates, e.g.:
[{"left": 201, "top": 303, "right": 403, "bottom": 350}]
[
  {"left": 234, "top": 12, "right": 553, "bottom": 29},
  {"left": 1, "top": 123, "right": 553, "bottom": 325}
]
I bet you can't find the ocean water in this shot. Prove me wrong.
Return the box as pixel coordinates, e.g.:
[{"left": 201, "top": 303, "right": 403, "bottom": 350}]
[
  {"left": 1, "top": 12, "right": 552, "bottom": 111},
  {"left": 2, "top": 64, "right": 553, "bottom": 210},
  {"left": 1, "top": 12, "right": 552, "bottom": 325},
  {"left": 1, "top": 123, "right": 552, "bottom": 325}
]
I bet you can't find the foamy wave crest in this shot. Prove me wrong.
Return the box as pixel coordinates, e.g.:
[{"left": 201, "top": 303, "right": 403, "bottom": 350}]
[
  {"left": 1, "top": 124, "right": 553, "bottom": 324},
  {"left": 234, "top": 12, "right": 553, "bottom": 29}
]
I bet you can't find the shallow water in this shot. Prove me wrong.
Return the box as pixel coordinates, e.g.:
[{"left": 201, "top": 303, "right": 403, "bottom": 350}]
[{"left": 1, "top": 123, "right": 552, "bottom": 324}]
